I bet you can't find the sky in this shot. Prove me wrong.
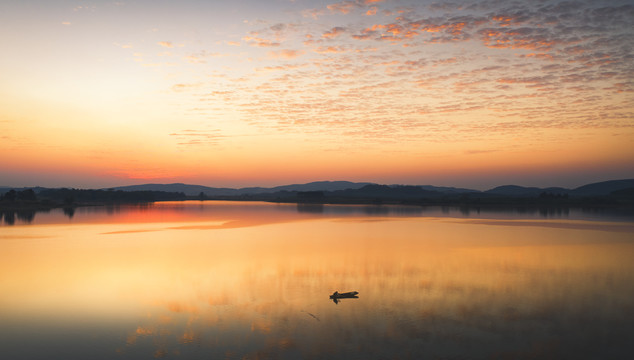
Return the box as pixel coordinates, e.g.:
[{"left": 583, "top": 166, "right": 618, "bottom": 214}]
[{"left": 1, "top": 0, "right": 633, "bottom": 190}]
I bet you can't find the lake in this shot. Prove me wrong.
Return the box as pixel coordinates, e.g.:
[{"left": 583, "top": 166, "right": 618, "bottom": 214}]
[{"left": 1, "top": 201, "right": 633, "bottom": 359}]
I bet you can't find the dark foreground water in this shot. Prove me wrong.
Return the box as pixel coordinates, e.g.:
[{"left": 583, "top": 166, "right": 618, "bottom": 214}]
[{"left": 1, "top": 201, "right": 633, "bottom": 359}]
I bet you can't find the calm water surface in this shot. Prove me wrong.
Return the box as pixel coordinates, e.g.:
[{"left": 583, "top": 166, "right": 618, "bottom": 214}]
[{"left": 1, "top": 201, "right": 633, "bottom": 359}]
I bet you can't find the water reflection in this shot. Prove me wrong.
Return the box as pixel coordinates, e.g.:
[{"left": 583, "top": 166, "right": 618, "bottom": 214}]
[
  {"left": 1, "top": 200, "right": 633, "bottom": 226},
  {"left": 296, "top": 203, "right": 324, "bottom": 213},
  {"left": 1, "top": 204, "right": 633, "bottom": 359},
  {"left": 63, "top": 207, "right": 75, "bottom": 218},
  {"left": 1, "top": 209, "right": 39, "bottom": 225}
]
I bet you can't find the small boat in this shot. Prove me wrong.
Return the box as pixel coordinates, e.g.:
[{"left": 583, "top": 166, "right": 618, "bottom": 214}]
[{"left": 330, "top": 291, "right": 359, "bottom": 299}]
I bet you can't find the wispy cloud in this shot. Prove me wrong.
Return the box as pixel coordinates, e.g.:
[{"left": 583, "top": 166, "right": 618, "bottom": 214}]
[
  {"left": 169, "top": 129, "right": 225, "bottom": 146},
  {"left": 172, "top": 83, "right": 202, "bottom": 92},
  {"left": 157, "top": 41, "right": 174, "bottom": 48},
  {"left": 302, "top": 8, "right": 326, "bottom": 19},
  {"left": 243, "top": 34, "right": 281, "bottom": 47}
]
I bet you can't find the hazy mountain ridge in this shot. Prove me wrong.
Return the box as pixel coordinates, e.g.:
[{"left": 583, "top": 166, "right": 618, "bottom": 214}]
[
  {"left": 106, "top": 179, "right": 634, "bottom": 198},
  {"left": 109, "top": 181, "right": 374, "bottom": 196},
  {"left": 485, "top": 179, "right": 634, "bottom": 197},
  {"left": 2, "top": 179, "right": 633, "bottom": 198},
  {"left": 571, "top": 179, "right": 634, "bottom": 196},
  {"left": 485, "top": 185, "right": 570, "bottom": 197},
  {"left": 107, "top": 181, "right": 477, "bottom": 197}
]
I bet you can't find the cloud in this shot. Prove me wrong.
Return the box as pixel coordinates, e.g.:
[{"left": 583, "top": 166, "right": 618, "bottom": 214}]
[
  {"left": 313, "top": 46, "right": 347, "bottom": 54},
  {"left": 183, "top": 55, "right": 205, "bottom": 64},
  {"left": 302, "top": 8, "right": 326, "bottom": 19},
  {"left": 114, "top": 42, "right": 133, "bottom": 49},
  {"left": 171, "top": 83, "right": 203, "bottom": 92},
  {"left": 193, "top": 0, "right": 634, "bottom": 144},
  {"left": 366, "top": 7, "right": 378, "bottom": 16},
  {"left": 243, "top": 35, "right": 281, "bottom": 47},
  {"left": 327, "top": 1, "right": 359, "bottom": 15},
  {"left": 322, "top": 27, "right": 347, "bottom": 39},
  {"left": 255, "top": 63, "right": 308, "bottom": 72},
  {"left": 267, "top": 49, "right": 305, "bottom": 59},
  {"left": 183, "top": 51, "right": 224, "bottom": 63},
  {"left": 158, "top": 41, "right": 174, "bottom": 48},
  {"left": 465, "top": 149, "right": 499, "bottom": 155},
  {"left": 169, "top": 129, "right": 225, "bottom": 146},
  {"left": 61, "top": 21, "right": 71, "bottom": 26}
]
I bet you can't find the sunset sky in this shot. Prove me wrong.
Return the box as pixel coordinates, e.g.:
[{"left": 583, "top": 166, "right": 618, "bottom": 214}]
[{"left": 1, "top": 0, "right": 633, "bottom": 189}]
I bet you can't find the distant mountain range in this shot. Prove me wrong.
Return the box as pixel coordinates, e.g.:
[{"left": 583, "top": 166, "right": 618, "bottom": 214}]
[
  {"left": 2, "top": 179, "right": 633, "bottom": 199},
  {"left": 105, "top": 179, "right": 634, "bottom": 198},
  {"left": 109, "top": 181, "right": 375, "bottom": 196},
  {"left": 484, "top": 179, "right": 634, "bottom": 197}
]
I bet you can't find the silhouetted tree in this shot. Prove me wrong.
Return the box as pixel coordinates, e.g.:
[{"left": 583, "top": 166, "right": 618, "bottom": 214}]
[
  {"left": 2, "top": 190, "right": 17, "bottom": 202},
  {"left": 297, "top": 191, "right": 325, "bottom": 202},
  {"left": 64, "top": 195, "right": 75, "bottom": 206},
  {"left": 17, "top": 189, "right": 37, "bottom": 201}
]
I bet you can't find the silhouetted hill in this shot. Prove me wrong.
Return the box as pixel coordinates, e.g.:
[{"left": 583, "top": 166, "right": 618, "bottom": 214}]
[
  {"left": 330, "top": 184, "right": 441, "bottom": 200},
  {"left": 571, "top": 179, "right": 634, "bottom": 196},
  {"left": 108, "top": 179, "right": 634, "bottom": 200},
  {"left": 111, "top": 183, "right": 238, "bottom": 196},
  {"left": 111, "top": 181, "right": 374, "bottom": 196},
  {"left": 483, "top": 180, "right": 634, "bottom": 197},
  {"left": 109, "top": 181, "right": 482, "bottom": 197},
  {"left": 237, "top": 181, "right": 374, "bottom": 194},
  {"left": 485, "top": 185, "right": 570, "bottom": 197},
  {"left": 400, "top": 185, "right": 479, "bottom": 193}
]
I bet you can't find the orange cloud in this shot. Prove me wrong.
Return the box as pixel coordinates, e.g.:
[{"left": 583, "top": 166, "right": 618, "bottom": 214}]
[
  {"left": 302, "top": 8, "right": 325, "bottom": 19},
  {"left": 157, "top": 41, "right": 174, "bottom": 48},
  {"left": 327, "top": 1, "right": 357, "bottom": 14},
  {"left": 243, "top": 36, "right": 280, "bottom": 47},
  {"left": 366, "top": 7, "right": 377, "bottom": 16},
  {"left": 524, "top": 53, "right": 554, "bottom": 61},
  {"left": 322, "top": 27, "right": 346, "bottom": 39},
  {"left": 171, "top": 83, "right": 203, "bottom": 92},
  {"left": 313, "top": 46, "right": 346, "bottom": 54},
  {"left": 267, "top": 49, "right": 305, "bottom": 59},
  {"left": 385, "top": 23, "right": 403, "bottom": 35}
]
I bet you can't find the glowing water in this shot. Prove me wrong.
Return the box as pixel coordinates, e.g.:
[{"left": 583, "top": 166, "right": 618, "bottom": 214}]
[{"left": 1, "top": 201, "right": 633, "bottom": 359}]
